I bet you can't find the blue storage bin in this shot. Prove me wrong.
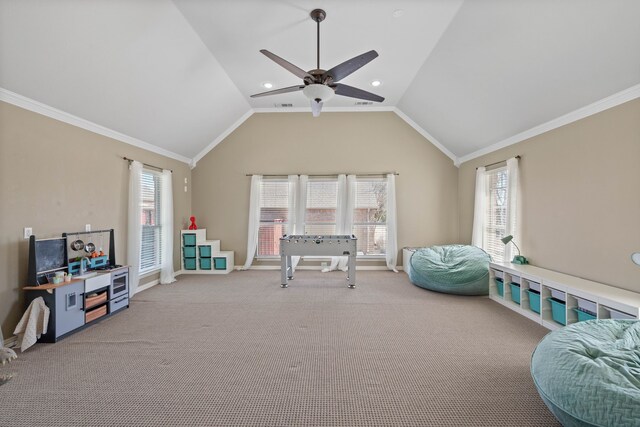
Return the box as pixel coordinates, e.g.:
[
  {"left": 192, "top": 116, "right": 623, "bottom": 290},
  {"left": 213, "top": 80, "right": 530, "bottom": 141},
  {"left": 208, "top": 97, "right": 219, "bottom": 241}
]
[
  {"left": 200, "top": 257, "right": 212, "bottom": 270},
  {"left": 68, "top": 260, "right": 81, "bottom": 275},
  {"left": 510, "top": 283, "right": 521, "bottom": 305},
  {"left": 526, "top": 289, "right": 541, "bottom": 314},
  {"left": 183, "top": 246, "right": 196, "bottom": 258},
  {"left": 90, "top": 255, "right": 108, "bottom": 268},
  {"left": 184, "top": 258, "right": 197, "bottom": 270},
  {"left": 182, "top": 233, "right": 197, "bottom": 247},
  {"left": 213, "top": 257, "right": 227, "bottom": 270},
  {"left": 573, "top": 307, "right": 596, "bottom": 322},
  {"left": 199, "top": 245, "right": 212, "bottom": 258},
  {"left": 548, "top": 298, "right": 567, "bottom": 326},
  {"left": 495, "top": 278, "right": 504, "bottom": 297}
]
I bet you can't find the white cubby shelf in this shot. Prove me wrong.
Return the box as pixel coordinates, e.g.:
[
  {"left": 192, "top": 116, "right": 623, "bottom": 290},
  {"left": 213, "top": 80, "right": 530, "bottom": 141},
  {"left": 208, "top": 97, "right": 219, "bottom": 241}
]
[{"left": 489, "top": 261, "right": 640, "bottom": 330}]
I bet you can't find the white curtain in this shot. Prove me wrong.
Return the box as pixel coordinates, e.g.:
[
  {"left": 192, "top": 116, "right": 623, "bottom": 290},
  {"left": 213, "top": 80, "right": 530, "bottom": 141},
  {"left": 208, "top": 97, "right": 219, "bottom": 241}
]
[
  {"left": 159, "top": 170, "right": 176, "bottom": 284},
  {"left": 324, "top": 174, "right": 348, "bottom": 272},
  {"left": 385, "top": 174, "right": 398, "bottom": 272},
  {"left": 127, "top": 160, "right": 142, "bottom": 297},
  {"left": 242, "top": 175, "right": 262, "bottom": 270},
  {"left": 504, "top": 157, "right": 520, "bottom": 262},
  {"left": 289, "top": 175, "right": 308, "bottom": 271},
  {"left": 471, "top": 166, "right": 486, "bottom": 248}
]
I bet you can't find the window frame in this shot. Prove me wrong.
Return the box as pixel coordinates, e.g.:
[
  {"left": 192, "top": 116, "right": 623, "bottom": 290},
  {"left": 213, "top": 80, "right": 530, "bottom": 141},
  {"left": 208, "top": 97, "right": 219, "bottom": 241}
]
[
  {"left": 483, "top": 166, "right": 509, "bottom": 262},
  {"left": 256, "top": 178, "right": 292, "bottom": 259},
  {"left": 139, "top": 169, "right": 163, "bottom": 275}
]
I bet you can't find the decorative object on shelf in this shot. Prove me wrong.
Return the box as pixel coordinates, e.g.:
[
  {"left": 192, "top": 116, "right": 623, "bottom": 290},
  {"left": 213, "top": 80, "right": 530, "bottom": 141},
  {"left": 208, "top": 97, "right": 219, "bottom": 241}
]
[
  {"left": 188, "top": 216, "right": 198, "bottom": 230},
  {"left": 501, "top": 235, "right": 528, "bottom": 264},
  {"left": 632, "top": 252, "right": 640, "bottom": 266}
]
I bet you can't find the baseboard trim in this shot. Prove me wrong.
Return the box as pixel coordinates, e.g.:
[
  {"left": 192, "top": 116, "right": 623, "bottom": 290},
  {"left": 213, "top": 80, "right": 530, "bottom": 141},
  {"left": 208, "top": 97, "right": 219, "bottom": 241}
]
[{"left": 135, "top": 279, "right": 159, "bottom": 294}]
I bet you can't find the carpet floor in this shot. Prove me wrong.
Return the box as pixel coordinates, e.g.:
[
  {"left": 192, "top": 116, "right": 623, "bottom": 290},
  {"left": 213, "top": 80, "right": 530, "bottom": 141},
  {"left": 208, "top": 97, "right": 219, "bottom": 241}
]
[{"left": 0, "top": 270, "right": 559, "bottom": 426}]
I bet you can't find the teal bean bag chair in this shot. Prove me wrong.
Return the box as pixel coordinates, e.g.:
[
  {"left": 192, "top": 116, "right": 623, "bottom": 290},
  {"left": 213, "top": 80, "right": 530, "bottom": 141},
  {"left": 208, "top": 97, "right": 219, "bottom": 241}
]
[
  {"left": 531, "top": 320, "right": 640, "bottom": 427},
  {"left": 408, "top": 245, "right": 491, "bottom": 295}
]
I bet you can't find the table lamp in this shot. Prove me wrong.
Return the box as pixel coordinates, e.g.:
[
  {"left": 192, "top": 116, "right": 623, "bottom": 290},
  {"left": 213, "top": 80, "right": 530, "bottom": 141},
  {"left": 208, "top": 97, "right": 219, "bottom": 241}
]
[{"left": 501, "top": 235, "right": 528, "bottom": 264}]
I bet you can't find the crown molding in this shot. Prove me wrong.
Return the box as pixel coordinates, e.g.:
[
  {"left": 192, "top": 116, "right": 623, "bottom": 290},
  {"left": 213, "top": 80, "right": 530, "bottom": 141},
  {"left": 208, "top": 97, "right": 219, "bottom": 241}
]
[
  {"left": 457, "top": 83, "right": 640, "bottom": 165},
  {"left": 391, "top": 107, "right": 459, "bottom": 165},
  {"left": 190, "top": 109, "right": 254, "bottom": 169},
  {"left": 0, "top": 87, "right": 191, "bottom": 164}
]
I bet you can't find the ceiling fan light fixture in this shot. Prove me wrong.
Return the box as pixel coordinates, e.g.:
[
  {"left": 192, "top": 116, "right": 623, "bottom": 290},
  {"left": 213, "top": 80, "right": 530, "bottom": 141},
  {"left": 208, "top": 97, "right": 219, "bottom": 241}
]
[{"left": 303, "top": 84, "right": 334, "bottom": 104}]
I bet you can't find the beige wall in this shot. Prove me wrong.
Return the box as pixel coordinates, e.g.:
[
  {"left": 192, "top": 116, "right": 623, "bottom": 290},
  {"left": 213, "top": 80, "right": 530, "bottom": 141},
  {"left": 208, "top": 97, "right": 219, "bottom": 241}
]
[
  {"left": 458, "top": 99, "right": 640, "bottom": 291},
  {"left": 191, "top": 112, "right": 459, "bottom": 267},
  {"left": 0, "top": 101, "right": 192, "bottom": 338}
]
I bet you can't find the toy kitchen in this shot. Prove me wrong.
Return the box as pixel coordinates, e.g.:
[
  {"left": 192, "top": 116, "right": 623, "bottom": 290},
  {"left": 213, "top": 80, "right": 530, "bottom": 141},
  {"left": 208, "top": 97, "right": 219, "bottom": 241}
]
[{"left": 23, "top": 228, "right": 129, "bottom": 342}]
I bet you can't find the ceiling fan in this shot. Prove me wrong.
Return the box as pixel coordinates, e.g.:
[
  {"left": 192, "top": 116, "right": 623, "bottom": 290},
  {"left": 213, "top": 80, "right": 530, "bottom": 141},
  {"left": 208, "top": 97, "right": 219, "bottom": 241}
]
[{"left": 250, "top": 8, "right": 384, "bottom": 117}]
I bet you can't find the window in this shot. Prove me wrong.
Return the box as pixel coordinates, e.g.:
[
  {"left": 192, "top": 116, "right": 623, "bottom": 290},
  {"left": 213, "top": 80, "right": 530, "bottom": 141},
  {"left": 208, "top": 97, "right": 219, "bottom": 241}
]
[
  {"left": 353, "top": 179, "right": 387, "bottom": 256},
  {"left": 305, "top": 179, "right": 338, "bottom": 236},
  {"left": 484, "top": 167, "right": 509, "bottom": 261},
  {"left": 257, "top": 179, "right": 292, "bottom": 257},
  {"left": 140, "top": 170, "right": 162, "bottom": 273}
]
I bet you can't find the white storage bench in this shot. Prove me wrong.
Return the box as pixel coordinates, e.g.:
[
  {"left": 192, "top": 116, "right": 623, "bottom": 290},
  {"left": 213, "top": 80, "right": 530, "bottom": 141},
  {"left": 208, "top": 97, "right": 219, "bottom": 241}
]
[{"left": 489, "top": 261, "right": 640, "bottom": 330}]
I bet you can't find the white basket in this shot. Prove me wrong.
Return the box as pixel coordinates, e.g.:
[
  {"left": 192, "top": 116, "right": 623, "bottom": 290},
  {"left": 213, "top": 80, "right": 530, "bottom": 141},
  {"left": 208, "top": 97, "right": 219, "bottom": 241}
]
[
  {"left": 575, "top": 296, "right": 597, "bottom": 315},
  {"left": 527, "top": 280, "right": 541, "bottom": 292},
  {"left": 549, "top": 288, "right": 566, "bottom": 302},
  {"left": 603, "top": 307, "right": 636, "bottom": 320}
]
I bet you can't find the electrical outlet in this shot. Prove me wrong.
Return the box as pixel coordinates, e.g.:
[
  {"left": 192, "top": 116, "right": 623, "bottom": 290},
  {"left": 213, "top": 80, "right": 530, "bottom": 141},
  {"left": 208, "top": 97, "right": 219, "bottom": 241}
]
[
  {"left": 85, "top": 224, "right": 91, "bottom": 232},
  {"left": 184, "top": 185, "right": 188, "bottom": 192},
  {"left": 23, "top": 227, "right": 33, "bottom": 239}
]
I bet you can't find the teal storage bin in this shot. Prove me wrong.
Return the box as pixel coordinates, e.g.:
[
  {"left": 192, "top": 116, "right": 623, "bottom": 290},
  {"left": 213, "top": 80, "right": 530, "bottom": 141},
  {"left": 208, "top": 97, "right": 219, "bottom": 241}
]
[
  {"left": 510, "top": 283, "right": 521, "bottom": 305},
  {"left": 573, "top": 307, "right": 596, "bottom": 322},
  {"left": 526, "top": 289, "right": 541, "bottom": 314},
  {"left": 182, "top": 233, "right": 197, "bottom": 247},
  {"left": 200, "top": 257, "right": 212, "bottom": 270},
  {"left": 548, "top": 298, "right": 567, "bottom": 325},
  {"left": 184, "top": 258, "right": 197, "bottom": 270},
  {"left": 183, "top": 246, "right": 196, "bottom": 258},
  {"left": 495, "top": 278, "right": 504, "bottom": 297},
  {"left": 213, "top": 257, "right": 227, "bottom": 270},
  {"left": 199, "top": 245, "right": 211, "bottom": 258},
  {"left": 90, "top": 255, "right": 108, "bottom": 268}
]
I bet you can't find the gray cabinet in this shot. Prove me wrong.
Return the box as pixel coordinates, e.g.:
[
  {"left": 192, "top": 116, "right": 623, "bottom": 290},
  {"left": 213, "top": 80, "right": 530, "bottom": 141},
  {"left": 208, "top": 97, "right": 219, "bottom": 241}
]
[{"left": 53, "top": 281, "right": 85, "bottom": 336}]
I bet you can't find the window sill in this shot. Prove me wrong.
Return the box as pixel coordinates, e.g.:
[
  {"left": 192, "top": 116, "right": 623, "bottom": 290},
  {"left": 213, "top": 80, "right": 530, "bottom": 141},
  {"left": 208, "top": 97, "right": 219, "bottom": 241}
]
[{"left": 139, "top": 268, "right": 161, "bottom": 279}]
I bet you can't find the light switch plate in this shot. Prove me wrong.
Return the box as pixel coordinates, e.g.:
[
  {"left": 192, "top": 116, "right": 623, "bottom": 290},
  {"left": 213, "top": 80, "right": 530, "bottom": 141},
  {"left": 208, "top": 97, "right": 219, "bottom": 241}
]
[{"left": 85, "top": 224, "right": 91, "bottom": 232}]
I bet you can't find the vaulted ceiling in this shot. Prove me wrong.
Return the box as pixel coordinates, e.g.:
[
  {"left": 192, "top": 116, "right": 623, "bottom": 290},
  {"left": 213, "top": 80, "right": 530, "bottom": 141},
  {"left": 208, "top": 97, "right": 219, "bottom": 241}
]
[{"left": 1, "top": 0, "right": 639, "bottom": 166}]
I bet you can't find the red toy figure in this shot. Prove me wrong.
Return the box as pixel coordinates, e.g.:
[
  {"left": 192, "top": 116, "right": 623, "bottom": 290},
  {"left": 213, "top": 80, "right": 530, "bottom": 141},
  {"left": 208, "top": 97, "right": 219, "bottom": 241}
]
[{"left": 188, "top": 216, "right": 198, "bottom": 230}]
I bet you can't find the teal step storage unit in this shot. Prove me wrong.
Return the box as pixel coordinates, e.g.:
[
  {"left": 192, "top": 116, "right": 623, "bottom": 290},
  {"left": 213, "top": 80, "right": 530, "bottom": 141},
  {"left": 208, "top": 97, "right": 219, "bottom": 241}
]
[{"left": 180, "top": 229, "right": 234, "bottom": 274}]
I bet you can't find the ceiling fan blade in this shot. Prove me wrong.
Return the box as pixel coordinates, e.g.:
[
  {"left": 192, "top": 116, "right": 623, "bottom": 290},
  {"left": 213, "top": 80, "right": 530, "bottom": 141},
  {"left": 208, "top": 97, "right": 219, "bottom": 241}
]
[
  {"left": 250, "top": 85, "right": 305, "bottom": 98},
  {"left": 260, "top": 50, "right": 313, "bottom": 80},
  {"left": 324, "top": 50, "right": 379, "bottom": 83},
  {"left": 310, "top": 99, "right": 323, "bottom": 117},
  {"left": 334, "top": 83, "right": 384, "bottom": 102}
]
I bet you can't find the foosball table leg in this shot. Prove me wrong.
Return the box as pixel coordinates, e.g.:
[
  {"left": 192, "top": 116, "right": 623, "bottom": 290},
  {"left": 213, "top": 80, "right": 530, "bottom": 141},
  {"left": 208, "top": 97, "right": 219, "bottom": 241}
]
[{"left": 347, "top": 254, "right": 356, "bottom": 289}]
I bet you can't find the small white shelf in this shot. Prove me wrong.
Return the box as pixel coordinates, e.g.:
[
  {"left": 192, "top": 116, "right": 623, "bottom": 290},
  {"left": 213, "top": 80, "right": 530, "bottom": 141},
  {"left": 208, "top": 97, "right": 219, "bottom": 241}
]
[
  {"left": 489, "top": 261, "right": 640, "bottom": 330},
  {"left": 181, "top": 229, "right": 234, "bottom": 275}
]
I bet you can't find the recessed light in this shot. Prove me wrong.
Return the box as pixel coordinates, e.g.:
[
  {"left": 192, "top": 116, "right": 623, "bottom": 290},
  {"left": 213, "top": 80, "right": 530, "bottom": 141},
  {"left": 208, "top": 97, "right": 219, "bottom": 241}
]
[
  {"left": 371, "top": 80, "right": 382, "bottom": 87},
  {"left": 392, "top": 9, "right": 404, "bottom": 18},
  {"left": 262, "top": 82, "right": 273, "bottom": 89}
]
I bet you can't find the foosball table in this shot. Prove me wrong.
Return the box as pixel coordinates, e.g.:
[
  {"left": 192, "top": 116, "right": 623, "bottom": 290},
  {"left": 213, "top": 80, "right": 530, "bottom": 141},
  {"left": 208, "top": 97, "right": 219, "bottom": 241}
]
[{"left": 279, "top": 235, "right": 357, "bottom": 288}]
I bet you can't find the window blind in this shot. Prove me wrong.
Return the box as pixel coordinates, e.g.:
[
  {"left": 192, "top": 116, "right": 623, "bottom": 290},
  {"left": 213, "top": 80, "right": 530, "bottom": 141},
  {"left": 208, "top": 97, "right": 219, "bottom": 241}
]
[
  {"left": 140, "top": 170, "right": 162, "bottom": 273},
  {"left": 484, "top": 167, "right": 508, "bottom": 261},
  {"left": 353, "top": 179, "right": 387, "bottom": 256},
  {"left": 258, "top": 179, "right": 291, "bottom": 257},
  {"left": 305, "top": 179, "right": 338, "bottom": 236}
]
